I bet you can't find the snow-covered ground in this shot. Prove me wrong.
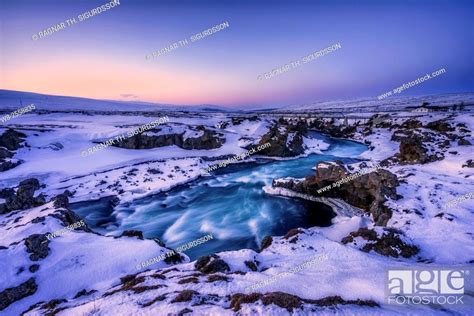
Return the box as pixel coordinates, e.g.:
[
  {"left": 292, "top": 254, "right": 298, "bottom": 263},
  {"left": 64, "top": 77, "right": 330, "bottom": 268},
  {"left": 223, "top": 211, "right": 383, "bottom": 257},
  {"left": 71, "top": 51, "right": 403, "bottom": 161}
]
[{"left": 1, "top": 92, "right": 473, "bottom": 315}]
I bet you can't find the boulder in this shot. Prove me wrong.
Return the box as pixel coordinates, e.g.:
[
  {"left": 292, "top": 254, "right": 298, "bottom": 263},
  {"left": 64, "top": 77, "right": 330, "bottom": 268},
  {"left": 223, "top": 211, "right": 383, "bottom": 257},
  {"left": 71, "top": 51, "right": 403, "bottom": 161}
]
[
  {"left": 0, "top": 129, "right": 26, "bottom": 150},
  {"left": 0, "top": 278, "right": 37, "bottom": 311},
  {"left": 272, "top": 161, "right": 399, "bottom": 225}
]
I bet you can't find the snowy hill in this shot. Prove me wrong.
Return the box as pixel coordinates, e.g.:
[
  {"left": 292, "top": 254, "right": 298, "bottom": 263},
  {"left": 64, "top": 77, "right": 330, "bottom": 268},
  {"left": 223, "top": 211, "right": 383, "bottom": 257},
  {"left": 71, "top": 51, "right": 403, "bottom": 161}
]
[{"left": 0, "top": 90, "right": 231, "bottom": 113}]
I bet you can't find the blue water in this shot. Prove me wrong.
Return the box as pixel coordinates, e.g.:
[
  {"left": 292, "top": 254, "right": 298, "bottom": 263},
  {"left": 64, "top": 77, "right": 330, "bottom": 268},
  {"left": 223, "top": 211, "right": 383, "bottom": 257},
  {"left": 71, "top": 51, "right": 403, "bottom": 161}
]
[{"left": 71, "top": 132, "right": 367, "bottom": 260}]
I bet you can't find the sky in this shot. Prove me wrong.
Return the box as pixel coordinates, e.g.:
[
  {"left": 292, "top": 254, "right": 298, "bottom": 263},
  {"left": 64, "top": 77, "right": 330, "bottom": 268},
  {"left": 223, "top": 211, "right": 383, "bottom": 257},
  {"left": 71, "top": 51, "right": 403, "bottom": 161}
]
[{"left": 0, "top": 0, "right": 473, "bottom": 108}]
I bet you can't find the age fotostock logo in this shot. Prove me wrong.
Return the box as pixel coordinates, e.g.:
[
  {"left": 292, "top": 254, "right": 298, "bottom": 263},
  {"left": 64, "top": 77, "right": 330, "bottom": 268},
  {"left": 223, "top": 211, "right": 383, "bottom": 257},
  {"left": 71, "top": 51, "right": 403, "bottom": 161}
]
[{"left": 387, "top": 268, "right": 471, "bottom": 305}]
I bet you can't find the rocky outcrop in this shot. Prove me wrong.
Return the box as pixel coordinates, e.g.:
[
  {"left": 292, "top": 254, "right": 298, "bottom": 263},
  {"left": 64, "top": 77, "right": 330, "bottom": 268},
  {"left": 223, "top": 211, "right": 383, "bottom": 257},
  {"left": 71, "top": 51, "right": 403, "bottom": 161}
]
[
  {"left": 0, "top": 178, "right": 46, "bottom": 214},
  {"left": 309, "top": 118, "right": 357, "bottom": 138},
  {"left": 0, "top": 278, "right": 37, "bottom": 311},
  {"left": 255, "top": 124, "right": 306, "bottom": 157},
  {"left": 229, "top": 292, "right": 379, "bottom": 312},
  {"left": 0, "top": 129, "right": 26, "bottom": 172},
  {"left": 0, "top": 129, "right": 26, "bottom": 150},
  {"left": 342, "top": 227, "right": 419, "bottom": 258},
  {"left": 388, "top": 130, "right": 443, "bottom": 165},
  {"left": 401, "top": 119, "right": 422, "bottom": 129},
  {"left": 195, "top": 255, "right": 230, "bottom": 274},
  {"left": 398, "top": 137, "right": 437, "bottom": 164},
  {"left": 272, "top": 161, "right": 399, "bottom": 225},
  {"left": 113, "top": 126, "right": 224, "bottom": 150},
  {"left": 425, "top": 120, "right": 454, "bottom": 132},
  {"left": 25, "top": 234, "right": 50, "bottom": 261},
  {"left": 463, "top": 159, "right": 474, "bottom": 168}
]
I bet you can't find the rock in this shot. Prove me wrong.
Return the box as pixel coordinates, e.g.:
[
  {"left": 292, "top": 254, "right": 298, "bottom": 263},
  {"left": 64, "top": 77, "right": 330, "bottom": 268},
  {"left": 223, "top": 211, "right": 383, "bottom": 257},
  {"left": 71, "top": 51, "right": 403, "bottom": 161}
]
[
  {"left": 1, "top": 178, "right": 46, "bottom": 214},
  {"left": 178, "top": 308, "right": 193, "bottom": 316},
  {"left": 463, "top": 159, "right": 474, "bottom": 168},
  {"left": 195, "top": 255, "right": 230, "bottom": 274},
  {"left": 260, "top": 292, "right": 302, "bottom": 312},
  {"left": 0, "top": 129, "right": 26, "bottom": 150},
  {"left": 244, "top": 260, "right": 258, "bottom": 272},
  {"left": 255, "top": 124, "right": 305, "bottom": 157},
  {"left": 53, "top": 194, "right": 69, "bottom": 209},
  {"left": 309, "top": 118, "right": 356, "bottom": 138},
  {"left": 163, "top": 251, "right": 184, "bottom": 265},
  {"left": 230, "top": 292, "right": 301, "bottom": 312},
  {"left": 425, "top": 120, "right": 454, "bottom": 132},
  {"left": 0, "top": 147, "right": 14, "bottom": 159},
  {"left": 401, "top": 119, "right": 422, "bottom": 129},
  {"left": 73, "top": 289, "right": 97, "bottom": 299},
  {"left": 206, "top": 274, "right": 229, "bottom": 282},
  {"left": 342, "top": 228, "right": 419, "bottom": 258},
  {"left": 0, "top": 160, "right": 21, "bottom": 172},
  {"left": 29, "top": 264, "right": 40, "bottom": 273},
  {"left": 458, "top": 138, "right": 471, "bottom": 146},
  {"left": 178, "top": 277, "right": 199, "bottom": 284},
  {"left": 51, "top": 209, "right": 88, "bottom": 232},
  {"left": 230, "top": 293, "right": 263, "bottom": 311},
  {"left": 113, "top": 126, "right": 224, "bottom": 150},
  {"left": 273, "top": 161, "right": 399, "bottom": 225},
  {"left": 309, "top": 295, "right": 379, "bottom": 307},
  {"left": 119, "top": 230, "right": 144, "bottom": 240},
  {"left": 398, "top": 137, "right": 440, "bottom": 164},
  {"left": 171, "top": 290, "right": 198, "bottom": 303},
  {"left": 25, "top": 234, "right": 49, "bottom": 261},
  {"left": 260, "top": 236, "right": 273, "bottom": 251},
  {"left": 0, "top": 278, "right": 37, "bottom": 311}
]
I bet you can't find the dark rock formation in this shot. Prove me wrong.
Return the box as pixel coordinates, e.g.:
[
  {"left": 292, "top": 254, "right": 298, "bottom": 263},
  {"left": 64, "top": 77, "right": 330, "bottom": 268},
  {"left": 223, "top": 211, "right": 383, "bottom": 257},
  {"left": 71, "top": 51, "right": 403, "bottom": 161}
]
[
  {"left": 309, "top": 118, "right": 357, "bottom": 138},
  {"left": 163, "top": 251, "right": 184, "bottom": 265},
  {"left": 0, "top": 129, "right": 26, "bottom": 150},
  {"left": 25, "top": 234, "right": 49, "bottom": 261},
  {"left": 255, "top": 124, "right": 305, "bottom": 157},
  {"left": 260, "top": 236, "right": 273, "bottom": 251},
  {"left": 113, "top": 126, "right": 224, "bottom": 150},
  {"left": 342, "top": 227, "right": 419, "bottom": 258},
  {"left": 171, "top": 290, "right": 198, "bottom": 303},
  {"left": 244, "top": 260, "right": 258, "bottom": 272},
  {"left": 52, "top": 193, "right": 69, "bottom": 209},
  {"left": 398, "top": 137, "right": 435, "bottom": 164},
  {"left": 0, "top": 278, "right": 37, "bottom": 311},
  {"left": 458, "top": 138, "right": 471, "bottom": 146},
  {"left": 401, "top": 119, "right": 422, "bottom": 129},
  {"left": 425, "top": 120, "right": 454, "bottom": 132},
  {"left": 0, "top": 178, "right": 46, "bottom": 214},
  {"left": 119, "top": 230, "right": 144, "bottom": 240},
  {"left": 195, "top": 255, "right": 230, "bottom": 274},
  {"left": 463, "top": 159, "right": 474, "bottom": 168},
  {"left": 273, "top": 161, "right": 399, "bottom": 225},
  {"left": 230, "top": 292, "right": 378, "bottom": 312}
]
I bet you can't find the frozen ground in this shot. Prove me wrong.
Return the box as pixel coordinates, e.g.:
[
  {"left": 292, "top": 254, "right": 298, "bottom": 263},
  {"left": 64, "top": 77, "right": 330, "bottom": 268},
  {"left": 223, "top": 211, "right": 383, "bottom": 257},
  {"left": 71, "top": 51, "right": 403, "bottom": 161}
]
[{"left": 0, "top": 92, "right": 473, "bottom": 315}]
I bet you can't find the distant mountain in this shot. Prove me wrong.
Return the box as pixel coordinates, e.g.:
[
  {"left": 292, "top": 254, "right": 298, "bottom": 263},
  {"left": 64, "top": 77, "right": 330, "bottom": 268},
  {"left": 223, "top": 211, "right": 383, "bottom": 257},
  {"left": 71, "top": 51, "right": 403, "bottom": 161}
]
[{"left": 0, "top": 90, "right": 232, "bottom": 112}]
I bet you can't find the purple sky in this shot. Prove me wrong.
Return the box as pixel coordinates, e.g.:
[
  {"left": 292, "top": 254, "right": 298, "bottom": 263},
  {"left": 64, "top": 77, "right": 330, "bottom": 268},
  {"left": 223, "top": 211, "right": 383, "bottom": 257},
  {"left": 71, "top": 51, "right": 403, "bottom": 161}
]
[{"left": 1, "top": 0, "right": 473, "bottom": 108}]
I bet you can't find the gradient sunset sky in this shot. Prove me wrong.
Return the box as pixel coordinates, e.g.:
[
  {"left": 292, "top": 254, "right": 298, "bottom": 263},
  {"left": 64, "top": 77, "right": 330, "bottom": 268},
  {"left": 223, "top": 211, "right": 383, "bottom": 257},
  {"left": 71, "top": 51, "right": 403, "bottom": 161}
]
[{"left": 1, "top": 0, "right": 473, "bottom": 108}]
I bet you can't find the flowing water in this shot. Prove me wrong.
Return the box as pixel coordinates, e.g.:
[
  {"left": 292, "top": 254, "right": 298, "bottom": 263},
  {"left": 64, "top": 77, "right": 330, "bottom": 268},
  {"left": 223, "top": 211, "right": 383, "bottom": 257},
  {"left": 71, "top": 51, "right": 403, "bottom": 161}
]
[{"left": 71, "top": 132, "right": 367, "bottom": 259}]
